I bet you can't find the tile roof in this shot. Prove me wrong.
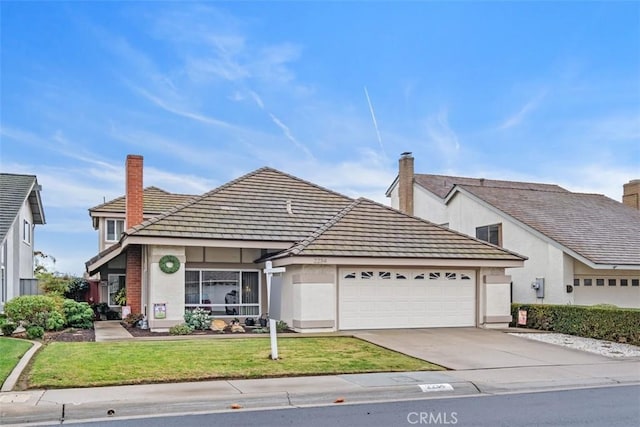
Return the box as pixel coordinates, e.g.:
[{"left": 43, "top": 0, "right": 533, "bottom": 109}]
[
  {"left": 415, "top": 174, "right": 567, "bottom": 199},
  {"left": 457, "top": 184, "right": 640, "bottom": 266},
  {"left": 89, "top": 186, "right": 196, "bottom": 215},
  {"left": 271, "top": 198, "right": 524, "bottom": 261},
  {"left": 0, "top": 173, "right": 45, "bottom": 242},
  {"left": 127, "top": 168, "right": 355, "bottom": 242}
]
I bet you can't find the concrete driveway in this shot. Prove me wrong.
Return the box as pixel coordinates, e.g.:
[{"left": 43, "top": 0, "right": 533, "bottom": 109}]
[{"left": 353, "top": 328, "right": 615, "bottom": 370}]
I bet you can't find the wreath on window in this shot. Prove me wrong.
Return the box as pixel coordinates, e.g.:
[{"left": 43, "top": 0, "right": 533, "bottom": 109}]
[{"left": 159, "top": 255, "right": 180, "bottom": 274}]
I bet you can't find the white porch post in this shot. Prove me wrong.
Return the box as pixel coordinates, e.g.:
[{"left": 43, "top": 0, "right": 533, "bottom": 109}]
[{"left": 264, "top": 260, "right": 286, "bottom": 360}]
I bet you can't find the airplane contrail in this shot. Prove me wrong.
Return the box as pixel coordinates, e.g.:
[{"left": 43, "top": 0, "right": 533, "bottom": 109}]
[{"left": 364, "top": 86, "right": 385, "bottom": 154}]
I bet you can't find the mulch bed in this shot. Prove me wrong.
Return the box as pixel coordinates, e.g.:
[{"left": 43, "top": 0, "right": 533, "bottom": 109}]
[{"left": 8, "top": 328, "right": 96, "bottom": 343}]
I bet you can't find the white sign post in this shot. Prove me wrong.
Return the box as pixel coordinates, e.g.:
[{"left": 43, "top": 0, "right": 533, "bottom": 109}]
[{"left": 264, "top": 261, "right": 286, "bottom": 360}]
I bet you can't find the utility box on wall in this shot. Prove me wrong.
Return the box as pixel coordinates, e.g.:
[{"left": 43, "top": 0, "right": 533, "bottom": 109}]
[{"left": 531, "top": 277, "right": 545, "bottom": 299}]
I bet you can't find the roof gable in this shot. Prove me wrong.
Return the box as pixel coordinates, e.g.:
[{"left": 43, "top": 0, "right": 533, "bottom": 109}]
[
  {"left": 456, "top": 184, "right": 640, "bottom": 266},
  {"left": 274, "top": 198, "right": 525, "bottom": 261},
  {"left": 0, "top": 173, "right": 45, "bottom": 242},
  {"left": 89, "top": 186, "right": 196, "bottom": 215},
  {"left": 126, "top": 167, "right": 355, "bottom": 242}
]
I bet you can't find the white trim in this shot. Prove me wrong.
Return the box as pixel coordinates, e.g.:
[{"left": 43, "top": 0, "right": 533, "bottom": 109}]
[
  {"left": 22, "top": 219, "right": 32, "bottom": 245},
  {"left": 107, "top": 273, "right": 126, "bottom": 307},
  {"left": 105, "top": 218, "right": 125, "bottom": 243},
  {"left": 184, "top": 268, "right": 261, "bottom": 317},
  {"left": 271, "top": 256, "right": 524, "bottom": 268},
  {"left": 123, "top": 236, "right": 292, "bottom": 250}
]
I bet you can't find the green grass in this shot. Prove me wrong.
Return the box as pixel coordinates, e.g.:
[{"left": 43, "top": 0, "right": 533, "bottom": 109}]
[
  {"left": 26, "top": 337, "right": 442, "bottom": 389},
  {"left": 0, "top": 338, "right": 33, "bottom": 386}
]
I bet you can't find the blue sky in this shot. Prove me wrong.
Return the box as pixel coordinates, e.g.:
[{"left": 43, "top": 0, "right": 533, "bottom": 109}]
[{"left": 1, "top": 2, "right": 638, "bottom": 275}]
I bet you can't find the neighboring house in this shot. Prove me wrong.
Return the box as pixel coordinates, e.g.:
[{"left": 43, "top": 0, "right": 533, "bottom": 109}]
[
  {"left": 0, "top": 173, "right": 46, "bottom": 310},
  {"left": 86, "top": 155, "right": 525, "bottom": 332},
  {"left": 386, "top": 153, "right": 640, "bottom": 308}
]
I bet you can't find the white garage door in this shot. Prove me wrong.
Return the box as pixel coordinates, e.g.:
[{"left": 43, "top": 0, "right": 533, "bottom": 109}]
[{"left": 339, "top": 268, "right": 476, "bottom": 330}]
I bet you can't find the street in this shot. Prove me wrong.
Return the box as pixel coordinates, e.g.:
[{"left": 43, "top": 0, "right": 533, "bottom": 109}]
[{"left": 49, "top": 385, "right": 639, "bottom": 427}]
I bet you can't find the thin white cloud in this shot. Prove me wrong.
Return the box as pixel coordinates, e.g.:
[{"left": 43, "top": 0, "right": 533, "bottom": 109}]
[
  {"left": 499, "top": 90, "right": 547, "bottom": 130},
  {"left": 269, "top": 113, "right": 315, "bottom": 160}
]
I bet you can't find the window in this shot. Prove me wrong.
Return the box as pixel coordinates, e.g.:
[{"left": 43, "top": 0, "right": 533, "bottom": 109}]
[
  {"left": 105, "top": 219, "right": 125, "bottom": 242},
  {"left": 608, "top": 279, "right": 616, "bottom": 286},
  {"left": 461, "top": 274, "right": 471, "bottom": 280},
  {"left": 633, "top": 279, "right": 639, "bottom": 287},
  {"left": 596, "top": 279, "right": 604, "bottom": 287},
  {"left": 343, "top": 272, "right": 356, "bottom": 279},
  {"left": 573, "top": 279, "right": 580, "bottom": 287},
  {"left": 185, "top": 270, "right": 260, "bottom": 316},
  {"left": 445, "top": 272, "right": 457, "bottom": 280},
  {"left": 378, "top": 272, "right": 391, "bottom": 279},
  {"left": 23, "top": 220, "right": 31, "bottom": 244},
  {"left": 395, "top": 273, "right": 407, "bottom": 280},
  {"left": 414, "top": 273, "right": 425, "bottom": 280},
  {"left": 620, "top": 279, "right": 628, "bottom": 287},
  {"left": 107, "top": 274, "right": 125, "bottom": 307},
  {"left": 361, "top": 271, "right": 374, "bottom": 280},
  {"left": 476, "top": 224, "right": 501, "bottom": 246},
  {"left": 428, "top": 272, "right": 440, "bottom": 280},
  {"left": 584, "top": 279, "right": 592, "bottom": 286}
]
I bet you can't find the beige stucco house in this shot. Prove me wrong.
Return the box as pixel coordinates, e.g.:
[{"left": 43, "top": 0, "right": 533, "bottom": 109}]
[
  {"left": 0, "top": 173, "right": 46, "bottom": 310},
  {"left": 386, "top": 153, "right": 640, "bottom": 308},
  {"left": 86, "top": 155, "right": 525, "bottom": 332}
]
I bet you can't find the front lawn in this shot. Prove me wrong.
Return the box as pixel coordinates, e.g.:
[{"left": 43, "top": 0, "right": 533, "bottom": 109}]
[
  {"left": 25, "top": 337, "right": 442, "bottom": 388},
  {"left": 0, "top": 338, "right": 33, "bottom": 386}
]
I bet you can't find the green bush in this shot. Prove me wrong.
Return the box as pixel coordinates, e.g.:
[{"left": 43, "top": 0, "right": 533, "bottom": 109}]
[
  {"left": 63, "top": 300, "right": 94, "bottom": 329},
  {"left": 45, "top": 311, "right": 66, "bottom": 331},
  {"left": 1, "top": 322, "right": 17, "bottom": 336},
  {"left": 26, "top": 325, "right": 45, "bottom": 340},
  {"left": 184, "top": 308, "right": 211, "bottom": 330},
  {"left": 4, "top": 295, "right": 64, "bottom": 329},
  {"left": 169, "top": 323, "right": 193, "bottom": 335},
  {"left": 511, "top": 303, "right": 640, "bottom": 345}
]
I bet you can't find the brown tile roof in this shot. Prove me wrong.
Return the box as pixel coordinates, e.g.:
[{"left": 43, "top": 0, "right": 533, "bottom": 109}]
[
  {"left": 415, "top": 174, "right": 567, "bottom": 199},
  {"left": 272, "top": 198, "right": 524, "bottom": 261},
  {"left": 89, "top": 186, "right": 196, "bottom": 215},
  {"left": 127, "top": 168, "right": 355, "bottom": 242},
  {"left": 457, "top": 184, "right": 640, "bottom": 266}
]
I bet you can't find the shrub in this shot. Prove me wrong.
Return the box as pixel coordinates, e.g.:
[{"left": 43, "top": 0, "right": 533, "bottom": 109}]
[
  {"left": 184, "top": 308, "right": 211, "bottom": 330},
  {"left": 63, "top": 299, "right": 94, "bottom": 329},
  {"left": 65, "top": 278, "right": 89, "bottom": 301},
  {"left": 123, "top": 313, "right": 144, "bottom": 327},
  {"left": 26, "top": 325, "right": 45, "bottom": 340},
  {"left": 4, "top": 295, "right": 64, "bottom": 329},
  {"left": 511, "top": 303, "right": 640, "bottom": 345},
  {"left": 169, "top": 323, "right": 193, "bottom": 335},
  {"left": 45, "top": 311, "right": 66, "bottom": 331},
  {"left": 37, "top": 272, "right": 70, "bottom": 296},
  {"left": 1, "top": 322, "right": 17, "bottom": 336},
  {"left": 275, "top": 320, "right": 289, "bottom": 332}
]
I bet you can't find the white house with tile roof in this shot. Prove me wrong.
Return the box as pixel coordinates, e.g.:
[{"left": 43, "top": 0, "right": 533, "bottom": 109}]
[
  {"left": 386, "top": 153, "right": 640, "bottom": 308},
  {"left": 86, "top": 155, "right": 525, "bottom": 332},
  {"left": 0, "top": 173, "right": 46, "bottom": 310}
]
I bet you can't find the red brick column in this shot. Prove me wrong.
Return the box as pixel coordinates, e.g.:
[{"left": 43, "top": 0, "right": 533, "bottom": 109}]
[
  {"left": 126, "top": 155, "right": 144, "bottom": 228},
  {"left": 126, "top": 245, "right": 142, "bottom": 314}
]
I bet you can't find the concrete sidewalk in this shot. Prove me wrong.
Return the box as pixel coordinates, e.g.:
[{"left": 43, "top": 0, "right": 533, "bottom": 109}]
[{"left": 93, "top": 320, "right": 133, "bottom": 342}]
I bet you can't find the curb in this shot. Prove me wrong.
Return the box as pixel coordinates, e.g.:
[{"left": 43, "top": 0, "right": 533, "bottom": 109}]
[{"left": 1, "top": 340, "right": 41, "bottom": 392}]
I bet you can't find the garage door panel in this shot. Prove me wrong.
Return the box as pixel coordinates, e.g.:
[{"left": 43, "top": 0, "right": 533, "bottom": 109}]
[{"left": 339, "top": 269, "right": 476, "bottom": 330}]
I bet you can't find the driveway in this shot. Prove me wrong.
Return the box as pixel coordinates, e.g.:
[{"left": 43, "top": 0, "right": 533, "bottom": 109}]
[{"left": 353, "top": 328, "right": 615, "bottom": 370}]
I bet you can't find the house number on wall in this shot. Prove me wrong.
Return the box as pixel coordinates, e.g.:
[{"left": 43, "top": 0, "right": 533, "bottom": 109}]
[{"left": 313, "top": 257, "right": 328, "bottom": 264}]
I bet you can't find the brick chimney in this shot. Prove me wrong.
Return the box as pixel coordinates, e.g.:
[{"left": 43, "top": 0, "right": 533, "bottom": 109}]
[
  {"left": 398, "top": 152, "right": 414, "bottom": 216},
  {"left": 125, "top": 154, "right": 143, "bottom": 314},
  {"left": 623, "top": 179, "right": 640, "bottom": 210}
]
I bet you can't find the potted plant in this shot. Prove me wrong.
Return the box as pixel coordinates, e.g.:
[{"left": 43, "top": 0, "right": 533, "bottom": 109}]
[
  {"left": 115, "top": 287, "right": 130, "bottom": 319},
  {"left": 259, "top": 313, "right": 268, "bottom": 327}
]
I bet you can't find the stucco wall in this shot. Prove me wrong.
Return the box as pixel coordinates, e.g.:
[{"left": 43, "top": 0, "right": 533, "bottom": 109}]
[
  {"left": 147, "top": 245, "right": 186, "bottom": 329},
  {"left": 446, "top": 194, "right": 571, "bottom": 305},
  {"left": 286, "top": 264, "right": 337, "bottom": 332},
  {"left": 389, "top": 184, "right": 449, "bottom": 225}
]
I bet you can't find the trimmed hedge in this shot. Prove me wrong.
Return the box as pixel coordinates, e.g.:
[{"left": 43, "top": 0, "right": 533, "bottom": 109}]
[{"left": 511, "top": 303, "right": 640, "bottom": 346}]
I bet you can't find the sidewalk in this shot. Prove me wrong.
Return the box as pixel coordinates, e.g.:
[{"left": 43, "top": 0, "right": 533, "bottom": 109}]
[{"left": 1, "top": 324, "right": 639, "bottom": 425}]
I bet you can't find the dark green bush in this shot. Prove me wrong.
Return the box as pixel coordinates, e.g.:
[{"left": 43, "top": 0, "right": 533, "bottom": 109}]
[
  {"left": 26, "top": 325, "right": 45, "bottom": 340},
  {"left": 1, "top": 322, "right": 17, "bottom": 336},
  {"left": 63, "top": 299, "right": 94, "bottom": 329},
  {"left": 4, "top": 295, "right": 64, "bottom": 329},
  {"left": 45, "top": 311, "right": 66, "bottom": 331},
  {"left": 511, "top": 303, "right": 640, "bottom": 345}
]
